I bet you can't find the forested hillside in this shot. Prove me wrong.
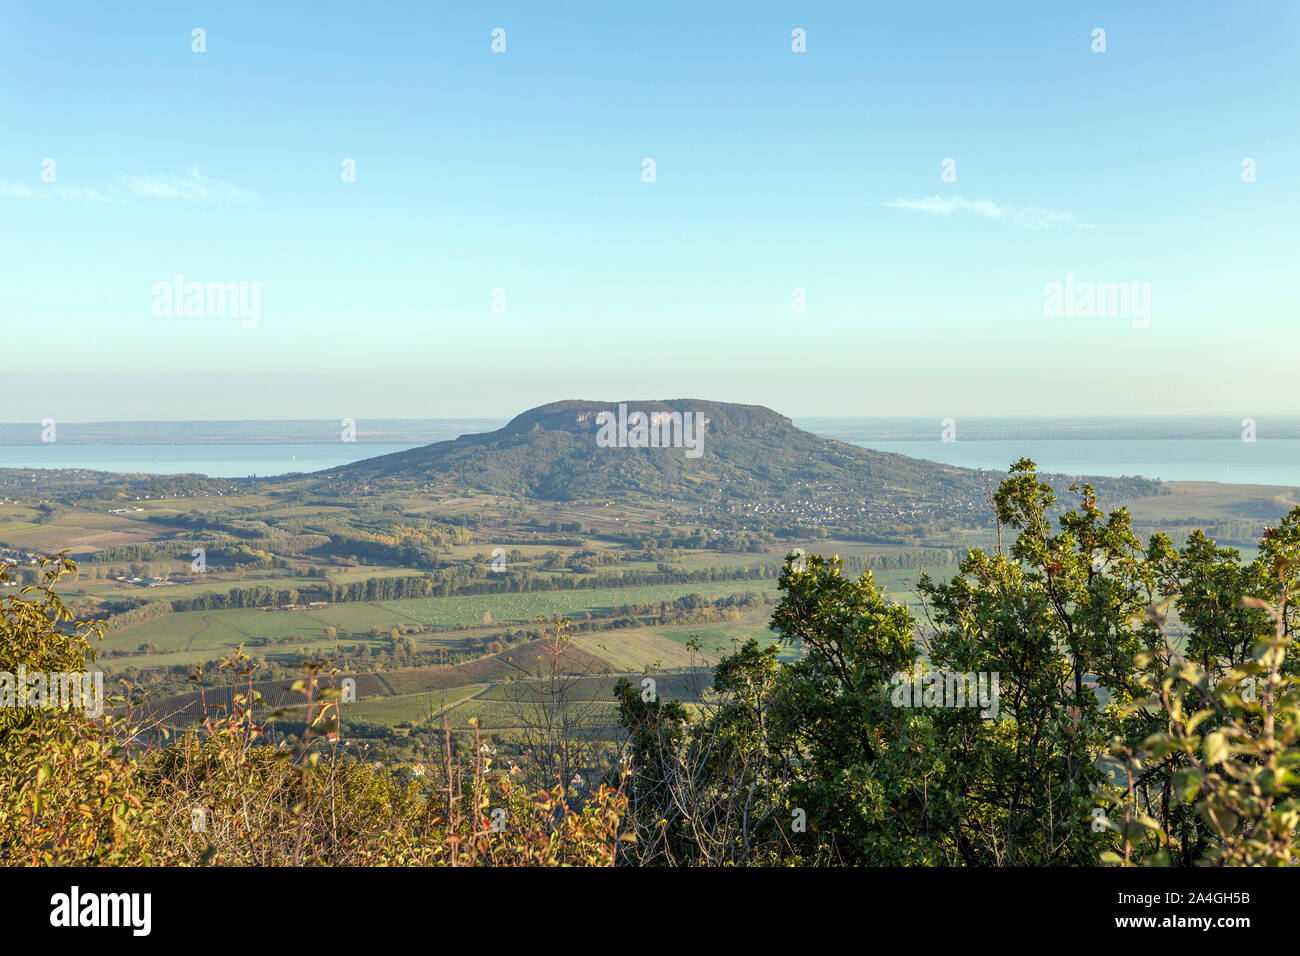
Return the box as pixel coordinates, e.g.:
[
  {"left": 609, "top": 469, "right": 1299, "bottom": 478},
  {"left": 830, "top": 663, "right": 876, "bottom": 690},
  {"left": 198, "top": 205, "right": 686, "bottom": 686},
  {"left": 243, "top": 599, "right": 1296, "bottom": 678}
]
[{"left": 324, "top": 399, "right": 1160, "bottom": 506}]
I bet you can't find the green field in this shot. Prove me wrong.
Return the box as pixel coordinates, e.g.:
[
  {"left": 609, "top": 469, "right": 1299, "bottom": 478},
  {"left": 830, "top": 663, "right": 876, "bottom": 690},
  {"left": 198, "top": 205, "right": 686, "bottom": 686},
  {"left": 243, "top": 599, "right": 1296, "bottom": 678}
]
[
  {"left": 93, "top": 559, "right": 947, "bottom": 672},
  {"left": 102, "top": 579, "right": 777, "bottom": 656},
  {"left": 441, "top": 671, "right": 707, "bottom": 731},
  {"left": 371, "top": 580, "right": 778, "bottom": 628},
  {"left": 445, "top": 697, "right": 623, "bottom": 731},
  {"left": 344, "top": 684, "right": 488, "bottom": 727},
  {"left": 475, "top": 672, "right": 706, "bottom": 704}
]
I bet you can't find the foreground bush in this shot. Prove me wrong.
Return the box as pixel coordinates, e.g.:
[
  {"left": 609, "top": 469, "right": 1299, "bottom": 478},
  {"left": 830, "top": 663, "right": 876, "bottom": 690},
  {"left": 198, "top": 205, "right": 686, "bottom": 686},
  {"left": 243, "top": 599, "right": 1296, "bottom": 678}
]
[{"left": 0, "top": 561, "right": 626, "bottom": 866}]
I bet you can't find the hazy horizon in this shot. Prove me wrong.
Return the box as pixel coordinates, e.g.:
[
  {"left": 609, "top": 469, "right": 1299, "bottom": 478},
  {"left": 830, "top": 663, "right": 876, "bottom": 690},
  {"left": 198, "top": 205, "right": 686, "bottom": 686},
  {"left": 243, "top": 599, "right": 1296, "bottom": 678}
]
[
  {"left": 6, "top": 411, "right": 1300, "bottom": 430},
  {"left": 4, "top": 410, "right": 1300, "bottom": 447}
]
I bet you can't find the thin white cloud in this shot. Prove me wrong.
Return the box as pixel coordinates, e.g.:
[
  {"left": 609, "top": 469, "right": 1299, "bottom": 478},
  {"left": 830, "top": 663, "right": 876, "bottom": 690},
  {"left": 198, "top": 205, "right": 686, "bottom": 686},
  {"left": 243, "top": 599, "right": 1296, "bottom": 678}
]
[
  {"left": 119, "top": 167, "right": 254, "bottom": 201},
  {"left": 1, "top": 167, "right": 252, "bottom": 203},
  {"left": 883, "top": 195, "right": 1092, "bottom": 230},
  {"left": 886, "top": 195, "right": 1005, "bottom": 219},
  {"left": 0, "top": 181, "right": 111, "bottom": 201}
]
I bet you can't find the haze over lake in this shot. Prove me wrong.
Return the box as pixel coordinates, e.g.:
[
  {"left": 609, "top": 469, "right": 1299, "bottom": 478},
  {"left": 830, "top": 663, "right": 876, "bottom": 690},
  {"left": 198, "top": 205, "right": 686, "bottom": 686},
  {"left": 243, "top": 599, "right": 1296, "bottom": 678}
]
[
  {"left": 847, "top": 439, "right": 1300, "bottom": 487},
  {"left": 0, "top": 443, "right": 420, "bottom": 478},
  {"left": 1, "top": 434, "right": 1297, "bottom": 486}
]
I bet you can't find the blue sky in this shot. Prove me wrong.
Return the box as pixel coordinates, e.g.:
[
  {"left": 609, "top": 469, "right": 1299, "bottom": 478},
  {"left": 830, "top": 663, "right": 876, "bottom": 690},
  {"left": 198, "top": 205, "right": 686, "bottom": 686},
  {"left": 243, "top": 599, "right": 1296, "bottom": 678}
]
[{"left": 1, "top": 1, "right": 1296, "bottom": 421}]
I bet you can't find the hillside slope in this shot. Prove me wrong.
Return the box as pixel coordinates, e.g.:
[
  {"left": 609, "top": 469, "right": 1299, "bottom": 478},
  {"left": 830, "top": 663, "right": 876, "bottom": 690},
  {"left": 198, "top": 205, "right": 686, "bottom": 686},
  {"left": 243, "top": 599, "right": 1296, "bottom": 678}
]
[{"left": 322, "top": 399, "right": 999, "bottom": 505}]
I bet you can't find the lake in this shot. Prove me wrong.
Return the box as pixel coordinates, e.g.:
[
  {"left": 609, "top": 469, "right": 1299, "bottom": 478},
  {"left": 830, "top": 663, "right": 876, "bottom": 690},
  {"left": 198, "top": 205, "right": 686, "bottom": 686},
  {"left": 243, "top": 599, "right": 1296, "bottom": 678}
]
[
  {"left": 848, "top": 439, "right": 1300, "bottom": 487},
  {"left": 0, "top": 444, "right": 420, "bottom": 478},
  {"left": 0, "top": 438, "right": 1297, "bottom": 486}
]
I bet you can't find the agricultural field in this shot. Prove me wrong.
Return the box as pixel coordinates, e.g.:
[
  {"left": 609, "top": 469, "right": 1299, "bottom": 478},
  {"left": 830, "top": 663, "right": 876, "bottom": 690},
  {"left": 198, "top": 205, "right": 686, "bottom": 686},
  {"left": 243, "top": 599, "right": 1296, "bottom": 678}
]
[
  {"left": 1120, "top": 481, "right": 1297, "bottom": 523},
  {"left": 99, "top": 607, "right": 349, "bottom": 654},
  {"left": 96, "top": 576, "right": 778, "bottom": 662},
  {"left": 319, "top": 565, "right": 427, "bottom": 584},
  {"left": 438, "top": 672, "right": 707, "bottom": 732},
  {"left": 0, "top": 509, "right": 178, "bottom": 553},
  {"left": 445, "top": 696, "right": 622, "bottom": 732},
  {"left": 653, "top": 617, "right": 790, "bottom": 661},
  {"left": 370, "top": 580, "right": 779, "bottom": 629},
  {"left": 574, "top": 628, "right": 717, "bottom": 670},
  {"left": 868, "top": 564, "right": 960, "bottom": 606},
  {"left": 479, "top": 672, "right": 708, "bottom": 705},
  {"left": 344, "top": 683, "right": 488, "bottom": 727},
  {"left": 98, "top": 634, "right": 368, "bottom": 671},
  {"left": 86, "top": 555, "right": 952, "bottom": 681}
]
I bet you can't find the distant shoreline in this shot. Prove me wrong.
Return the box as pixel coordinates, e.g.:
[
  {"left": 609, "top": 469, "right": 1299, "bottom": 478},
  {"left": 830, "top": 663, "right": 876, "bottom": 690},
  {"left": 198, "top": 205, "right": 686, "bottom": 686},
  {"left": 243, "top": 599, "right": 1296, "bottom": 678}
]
[
  {"left": 3, "top": 416, "right": 1298, "bottom": 444},
  {"left": 1, "top": 437, "right": 1297, "bottom": 488}
]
